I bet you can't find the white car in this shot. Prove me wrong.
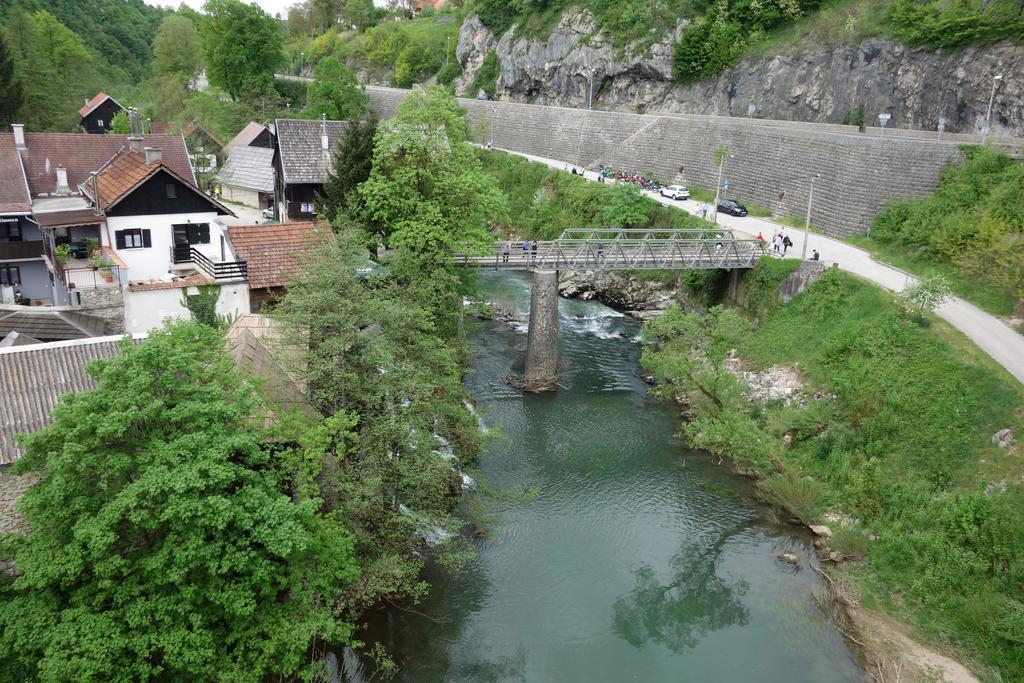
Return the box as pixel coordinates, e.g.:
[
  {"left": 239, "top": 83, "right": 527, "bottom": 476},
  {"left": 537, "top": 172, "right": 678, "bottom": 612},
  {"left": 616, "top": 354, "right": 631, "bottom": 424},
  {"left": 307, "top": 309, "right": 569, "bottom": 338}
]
[
  {"left": 660, "top": 185, "right": 690, "bottom": 200},
  {"left": 261, "top": 206, "right": 275, "bottom": 220}
]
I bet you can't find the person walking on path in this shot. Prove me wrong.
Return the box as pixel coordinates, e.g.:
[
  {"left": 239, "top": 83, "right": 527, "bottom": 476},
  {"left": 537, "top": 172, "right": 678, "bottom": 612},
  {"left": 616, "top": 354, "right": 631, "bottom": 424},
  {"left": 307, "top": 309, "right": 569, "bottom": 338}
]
[
  {"left": 782, "top": 233, "right": 793, "bottom": 255},
  {"left": 772, "top": 233, "right": 781, "bottom": 253},
  {"left": 501, "top": 240, "right": 511, "bottom": 263},
  {"left": 531, "top": 239, "right": 539, "bottom": 263},
  {"left": 812, "top": 249, "right": 820, "bottom": 261},
  {"left": 522, "top": 239, "right": 532, "bottom": 265}
]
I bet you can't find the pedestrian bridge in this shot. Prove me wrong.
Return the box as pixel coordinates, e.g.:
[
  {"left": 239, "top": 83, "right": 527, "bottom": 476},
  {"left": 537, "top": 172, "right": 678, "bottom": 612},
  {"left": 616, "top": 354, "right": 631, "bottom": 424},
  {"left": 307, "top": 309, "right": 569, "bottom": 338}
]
[
  {"left": 454, "top": 229, "right": 766, "bottom": 392},
  {"left": 454, "top": 229, "right": 766, "bottom": 271}
]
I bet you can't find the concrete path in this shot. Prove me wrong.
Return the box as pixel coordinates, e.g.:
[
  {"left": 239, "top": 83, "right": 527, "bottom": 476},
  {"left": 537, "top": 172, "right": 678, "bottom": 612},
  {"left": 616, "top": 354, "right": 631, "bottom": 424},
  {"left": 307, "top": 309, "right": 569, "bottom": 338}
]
[{"left": 495, "top": 148, "right": 1024, "bottom": 386}]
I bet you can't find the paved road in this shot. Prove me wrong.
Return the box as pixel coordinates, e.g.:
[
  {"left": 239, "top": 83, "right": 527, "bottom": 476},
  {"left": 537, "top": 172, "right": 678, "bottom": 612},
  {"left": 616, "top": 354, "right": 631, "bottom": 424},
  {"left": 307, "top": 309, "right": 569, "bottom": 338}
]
[{"left": 494, "top": 147, "right": 1024, "bottom": 386}]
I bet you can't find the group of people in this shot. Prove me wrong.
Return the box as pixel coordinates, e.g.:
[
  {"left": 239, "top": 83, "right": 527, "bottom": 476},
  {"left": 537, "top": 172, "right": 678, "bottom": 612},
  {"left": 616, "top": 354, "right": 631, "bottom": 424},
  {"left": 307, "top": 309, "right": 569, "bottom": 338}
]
[
  {"left": 754, "top": 231, "right": 820, "bottom": 260},
  {"left": 500, "top": 240, "right": 539, "bottom": 263}
]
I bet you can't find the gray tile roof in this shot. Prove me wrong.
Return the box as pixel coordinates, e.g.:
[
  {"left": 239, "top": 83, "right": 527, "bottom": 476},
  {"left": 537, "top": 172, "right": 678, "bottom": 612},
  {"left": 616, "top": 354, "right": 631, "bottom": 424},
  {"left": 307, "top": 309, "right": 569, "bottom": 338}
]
[
  {"left": 0, "top": 308, "right": 108, "bottom": 341},
  {"left": 218, "top": 146, "right": 276, "bottom": 193},
  {"left": 275, "top": 118, "right": 348, "bottom": 185},
  {"left": 0, "top": 335, "right": 144, "bottom": 464},
  {"left": 224, "top": 122, "right": 268, "bottom": 156}
]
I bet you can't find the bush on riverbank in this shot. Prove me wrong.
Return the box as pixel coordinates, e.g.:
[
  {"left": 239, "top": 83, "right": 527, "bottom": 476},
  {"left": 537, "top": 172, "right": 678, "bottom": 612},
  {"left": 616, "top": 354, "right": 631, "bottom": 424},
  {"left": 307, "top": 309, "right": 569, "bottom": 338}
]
[
  {"left": 862, "top": 146, "right": 1023, "bottom": 317},
  {"left": 642, "top": 262, "right": 1024, "bottom": 678}
]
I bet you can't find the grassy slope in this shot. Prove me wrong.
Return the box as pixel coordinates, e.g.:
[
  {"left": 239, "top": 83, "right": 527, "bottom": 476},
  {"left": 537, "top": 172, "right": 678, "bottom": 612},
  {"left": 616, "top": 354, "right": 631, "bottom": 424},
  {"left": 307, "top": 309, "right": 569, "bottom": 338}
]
[
  {"left": 847, "top": 235, "right": 1019, "bottom": 317},
  {"left": 735, "top": 268, "right": 1024, "bottom": 679}
]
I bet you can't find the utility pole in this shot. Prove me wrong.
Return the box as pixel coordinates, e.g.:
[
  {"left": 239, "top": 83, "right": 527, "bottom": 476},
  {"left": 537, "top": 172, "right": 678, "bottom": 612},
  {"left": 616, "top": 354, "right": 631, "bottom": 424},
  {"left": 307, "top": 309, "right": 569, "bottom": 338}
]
[
  {"left": 711, "top": 150, "right": 731, "bottom": 224},
  {"left": 802, "top": 174, "right": 820, "bottom": 260},
  {"left": 446, "top": 36, "right": 450, "bottom": 67},
  {"left": 982, "top": 73, "right": 1003, "bottom": 143},
  {"left": 588, "top": 68, "right": 594, "bottom": 110}
]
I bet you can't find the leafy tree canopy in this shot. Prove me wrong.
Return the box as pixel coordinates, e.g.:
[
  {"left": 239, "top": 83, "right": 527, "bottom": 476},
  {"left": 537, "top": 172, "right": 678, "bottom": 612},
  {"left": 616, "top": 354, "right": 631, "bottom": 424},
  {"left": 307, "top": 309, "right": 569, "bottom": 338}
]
[
  {"left": 1, "top": 8, "right": 99, "bottom": 131},
  {"left": 153, "top": 14, "right": 203, "bottom": 84},
  {"left": 201, "top": 0, "right": 284, "bottom": 101},
  {"left": 0, "top": 321, "right": 359, "bottom": 681},
  {"left": 0, "top": 32, "right": 22, "bottom": 127},
  {"left": 305, "top": 55, "right": 367, "bottom": 120},
  {"left": 359, "top": 86, "right": 508, "bottom": 254}
]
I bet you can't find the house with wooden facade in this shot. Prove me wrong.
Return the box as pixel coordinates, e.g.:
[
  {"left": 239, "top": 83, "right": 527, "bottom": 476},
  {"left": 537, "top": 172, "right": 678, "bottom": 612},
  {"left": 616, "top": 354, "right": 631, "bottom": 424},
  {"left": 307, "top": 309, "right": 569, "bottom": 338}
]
[
  {"left": 78, "top": 93, "right": 125, "bottom": 134},
  {"left": 273, "top": 118, "right": 346, "bottom": 221}
]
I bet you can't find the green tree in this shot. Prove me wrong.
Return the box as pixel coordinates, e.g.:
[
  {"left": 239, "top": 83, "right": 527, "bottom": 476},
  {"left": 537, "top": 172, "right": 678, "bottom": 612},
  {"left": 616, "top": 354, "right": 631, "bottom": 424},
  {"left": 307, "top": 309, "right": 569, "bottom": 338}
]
[
  {"left": 340, "top": 0, "right": 376, "bottom": 29},
  {"left": 272, "top": 225, "right": 477, "bottom": 611},
  {"left": 318, "top": 114, "right": 379, "bottom": 220},
  {"left": 306, "top": 56, "right": 368, "bottom": 121},
  {"left": 1, "top": 9, "right": 99, "bottom": 131},
  {"left": 0, "top": 33, "right": 22, "bottom": 127},
  {"left": 152, "top": 74, "right": 191, "bottom": 122},
  {"left": 0, "top": 321, "right": 359, "bottom": 681},
  {"left": 597, "top": 183, "right": 651, "bottom": 227},
  {"left": 201, "top": 0, "right": 283, "bottom": 101},
  {"left": 108, "top": 109, "right": 131, "bottom": 134},
  {"left": 393, "top": 42, "right": 437, "bottom": 88},
  {"left": 359, "top": 86, "right": 508, "bottom": 254},
  {"left": 896, "top": 274, "right": 952, "bottom": 317},
  {"left": 153, "top": 14, "right": 203, "bottom": 84}
]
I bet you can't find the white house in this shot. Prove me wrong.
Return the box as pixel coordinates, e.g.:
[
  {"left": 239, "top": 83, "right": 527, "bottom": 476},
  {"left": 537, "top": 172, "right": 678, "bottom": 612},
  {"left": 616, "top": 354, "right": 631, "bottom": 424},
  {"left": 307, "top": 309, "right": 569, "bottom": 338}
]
[{"left": 1, "top": 117, "right": 251, "bottom": 335}]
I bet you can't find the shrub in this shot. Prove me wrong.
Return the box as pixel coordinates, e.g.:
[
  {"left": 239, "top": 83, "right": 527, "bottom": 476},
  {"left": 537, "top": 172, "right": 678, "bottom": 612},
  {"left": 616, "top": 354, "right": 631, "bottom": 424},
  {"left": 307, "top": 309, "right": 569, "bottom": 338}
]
[
  {"left": 467, "top": 49, "right": 499, "bottom": 99},
  {"left": 673, "top": 18, "right": 745, "bottom": 83},
  {"left": 437, "top": 61, "right": 461, "bottom": 86},
  {"left": 831, "top": 527, "right": 870, "bottom": 559},
  {"left": 758, "top": 469, "right": 827, "bottom": 522}
]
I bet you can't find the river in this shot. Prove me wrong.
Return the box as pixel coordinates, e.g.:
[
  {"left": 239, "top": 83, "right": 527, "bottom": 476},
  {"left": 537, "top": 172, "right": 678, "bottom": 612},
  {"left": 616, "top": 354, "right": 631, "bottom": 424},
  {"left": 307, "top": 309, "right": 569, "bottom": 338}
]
[{"left": 361, "top": 271, "right": 865, "bottom": 682}]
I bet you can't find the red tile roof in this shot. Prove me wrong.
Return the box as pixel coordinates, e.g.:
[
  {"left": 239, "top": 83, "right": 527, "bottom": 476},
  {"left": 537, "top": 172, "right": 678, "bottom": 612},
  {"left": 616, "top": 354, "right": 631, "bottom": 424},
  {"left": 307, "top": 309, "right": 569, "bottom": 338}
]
[
  {"left": 0, "top": 137, "right": 31, "bottom": 214},
  {"left": 78, "top": 92, "right": 121, "bottom": 117},
  {"left": 13, "top": 132, "right": 196, "bottom": 198},
  {"left": 149, "top": 122, "right": 172, "bottom": 135},
  {"left": 225, "top": 222, "right": 324, "bottom": 289},
  {"left": 92, "top": 149, "right": 161, "bottom": 208}
]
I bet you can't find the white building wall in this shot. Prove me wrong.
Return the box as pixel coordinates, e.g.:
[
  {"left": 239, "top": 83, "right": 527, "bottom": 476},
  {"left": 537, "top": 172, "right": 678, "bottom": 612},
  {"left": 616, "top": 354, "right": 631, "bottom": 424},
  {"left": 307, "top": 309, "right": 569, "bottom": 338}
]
[
  {"left": 104, "top": 212, "right": 235, "bottom": 282},
  {"left": 123, "top": 282, "right": 250, "bottom": 334},
  {"left": 221, "top": 186, "right": 261, "bottom": 208}
]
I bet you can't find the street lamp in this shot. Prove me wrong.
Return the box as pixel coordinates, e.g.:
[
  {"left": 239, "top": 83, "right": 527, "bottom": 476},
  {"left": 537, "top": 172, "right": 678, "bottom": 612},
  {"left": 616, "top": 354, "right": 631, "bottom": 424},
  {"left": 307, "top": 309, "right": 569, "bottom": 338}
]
[
  {"left": 446, "top": 36, "right": 450, "bottom": 67},
  {"left": 982, "top": 73, "right": 1003, "bottom": 143},
  {"left": 586, "top": 67, "right": 595, "bottom": 110},
  {"left": 802, "top": 173, "right": 821, "bottom": 260},
  {"left": 711, "top": 152, "right": 733, "bottom": 224}
]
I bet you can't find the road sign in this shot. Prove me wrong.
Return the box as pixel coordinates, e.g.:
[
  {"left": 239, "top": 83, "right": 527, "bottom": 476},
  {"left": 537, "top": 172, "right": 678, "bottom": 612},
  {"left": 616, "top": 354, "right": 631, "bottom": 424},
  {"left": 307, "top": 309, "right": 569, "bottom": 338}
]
[{"left": 723, "top": 179, "right": 730, "bottom": 190}]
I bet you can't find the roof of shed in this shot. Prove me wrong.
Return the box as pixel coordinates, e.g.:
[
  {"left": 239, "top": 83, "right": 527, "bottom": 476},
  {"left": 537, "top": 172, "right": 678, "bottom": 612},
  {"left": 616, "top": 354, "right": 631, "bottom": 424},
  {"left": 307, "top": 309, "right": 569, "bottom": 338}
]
[
  {"left": 224, "top": 122, "right": 269, "bottom": 156},
  {"left": 0, "top": 136, "right": 31, "bottom": 214},
  {"left": 225, "top": 222, "right": 323, "bottom": 289},
  {"left": 218, "top": 146, "right": 275, "bottom": 193},
  {"left": 0, "top": 334, "right": 144, "bottom": 465},
  {"left": 274, "top": 118, "right": 347, "bottom": 185}
]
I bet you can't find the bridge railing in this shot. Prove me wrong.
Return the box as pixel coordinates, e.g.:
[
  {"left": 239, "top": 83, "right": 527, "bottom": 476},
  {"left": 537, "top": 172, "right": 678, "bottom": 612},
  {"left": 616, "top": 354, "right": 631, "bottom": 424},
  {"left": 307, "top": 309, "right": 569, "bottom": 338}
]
[{"left": 454, "top": 236, "right": 767, "bottom": 271}]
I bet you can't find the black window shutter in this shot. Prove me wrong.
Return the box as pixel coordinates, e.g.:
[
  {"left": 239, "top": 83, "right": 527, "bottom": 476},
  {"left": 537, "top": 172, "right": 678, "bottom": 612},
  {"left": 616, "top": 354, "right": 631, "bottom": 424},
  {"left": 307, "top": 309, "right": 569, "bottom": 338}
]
[
  {"left": 198, "top": 223, "right": 210, "bottom": 244},
  {"left": 115, "top": 231, "right": 126, "bottom": 249},
  {"left": 142, "top": 230, "right": 152, "bottom": 248}
]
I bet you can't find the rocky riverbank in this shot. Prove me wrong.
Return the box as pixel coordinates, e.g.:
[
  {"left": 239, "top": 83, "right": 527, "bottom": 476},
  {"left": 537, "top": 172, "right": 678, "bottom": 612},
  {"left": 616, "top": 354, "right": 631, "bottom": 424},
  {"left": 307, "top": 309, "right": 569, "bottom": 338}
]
[{"left": 557, "top": 270, "right": 680, "bottom": 319}]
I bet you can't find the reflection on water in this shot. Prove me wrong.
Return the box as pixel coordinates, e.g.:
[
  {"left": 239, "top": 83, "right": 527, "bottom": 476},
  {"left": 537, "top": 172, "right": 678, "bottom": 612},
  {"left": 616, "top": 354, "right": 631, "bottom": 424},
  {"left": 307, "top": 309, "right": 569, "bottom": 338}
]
[
  {"left": 358, "top": 271, "right": 865, "bottom": 683},
  {"left": 613, "top": 527, "right": 752, "bottom": 654}
]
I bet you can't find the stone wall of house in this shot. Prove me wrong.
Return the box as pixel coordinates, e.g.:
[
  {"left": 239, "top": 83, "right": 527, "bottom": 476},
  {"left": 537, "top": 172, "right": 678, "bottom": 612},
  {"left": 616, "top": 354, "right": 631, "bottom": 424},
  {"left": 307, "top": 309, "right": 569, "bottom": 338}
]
[
  {"left": 77, "top": 287, "right": 125, "bottom": 334},
  {"left": 366, "top": 86, "right": 1023, "bottom": 238}
]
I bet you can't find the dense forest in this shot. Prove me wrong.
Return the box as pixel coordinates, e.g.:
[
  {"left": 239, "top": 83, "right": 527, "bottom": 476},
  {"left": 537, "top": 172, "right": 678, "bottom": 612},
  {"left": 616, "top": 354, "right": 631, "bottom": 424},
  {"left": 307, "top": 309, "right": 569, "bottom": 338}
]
[{"left": 0, "top": 0, "right": 167, "bottom": 80}]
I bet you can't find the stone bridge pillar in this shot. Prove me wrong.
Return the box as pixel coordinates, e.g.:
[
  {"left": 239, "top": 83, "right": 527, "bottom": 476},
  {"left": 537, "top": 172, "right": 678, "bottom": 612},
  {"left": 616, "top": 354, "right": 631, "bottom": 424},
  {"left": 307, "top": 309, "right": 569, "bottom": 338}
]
[{"left": 524, "top": 269, "right": 559, "bottom": 392}]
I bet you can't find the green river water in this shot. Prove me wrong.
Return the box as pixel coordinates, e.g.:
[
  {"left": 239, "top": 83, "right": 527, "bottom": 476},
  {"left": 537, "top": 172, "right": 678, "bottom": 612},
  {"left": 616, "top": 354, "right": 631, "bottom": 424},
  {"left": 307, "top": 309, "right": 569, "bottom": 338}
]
[{"left": 363, "top": 272, "right": 866, "bottom": 682}]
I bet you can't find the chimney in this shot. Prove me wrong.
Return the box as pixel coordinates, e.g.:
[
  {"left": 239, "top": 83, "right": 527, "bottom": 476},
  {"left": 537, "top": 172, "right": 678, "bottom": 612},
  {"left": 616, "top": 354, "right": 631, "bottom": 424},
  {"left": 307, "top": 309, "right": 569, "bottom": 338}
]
[
  {"left": 144, "top": 147, "right": 162, "bottom": 165},
  {"left": 127, "top": 107, "right": 144, "bottom": 153},
  {"left": 11, "top": 124, "right": 26, "bottom": 150},
  {"left": 56, "top": 167, "right": 69, "bottom": 194},
  {"left": 321, "top": 114, "right": 329, "bottom": 159},
  {"left": 91, "top": 172, "right": 102, "bottom": 215}
]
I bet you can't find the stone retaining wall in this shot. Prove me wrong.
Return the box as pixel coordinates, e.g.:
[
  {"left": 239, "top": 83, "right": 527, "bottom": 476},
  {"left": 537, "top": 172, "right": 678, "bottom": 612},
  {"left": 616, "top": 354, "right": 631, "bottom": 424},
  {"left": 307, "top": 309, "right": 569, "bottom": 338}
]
[{"left": 367, "top": 86, "right": 1023, "bottom": 238}]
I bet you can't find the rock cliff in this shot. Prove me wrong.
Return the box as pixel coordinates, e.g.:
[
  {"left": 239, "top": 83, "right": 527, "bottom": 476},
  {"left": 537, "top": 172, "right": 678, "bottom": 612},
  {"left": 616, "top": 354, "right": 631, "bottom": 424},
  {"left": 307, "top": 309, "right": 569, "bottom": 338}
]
[{"left": 455, "top": 11, "right": 1023, "bottom": 137}]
